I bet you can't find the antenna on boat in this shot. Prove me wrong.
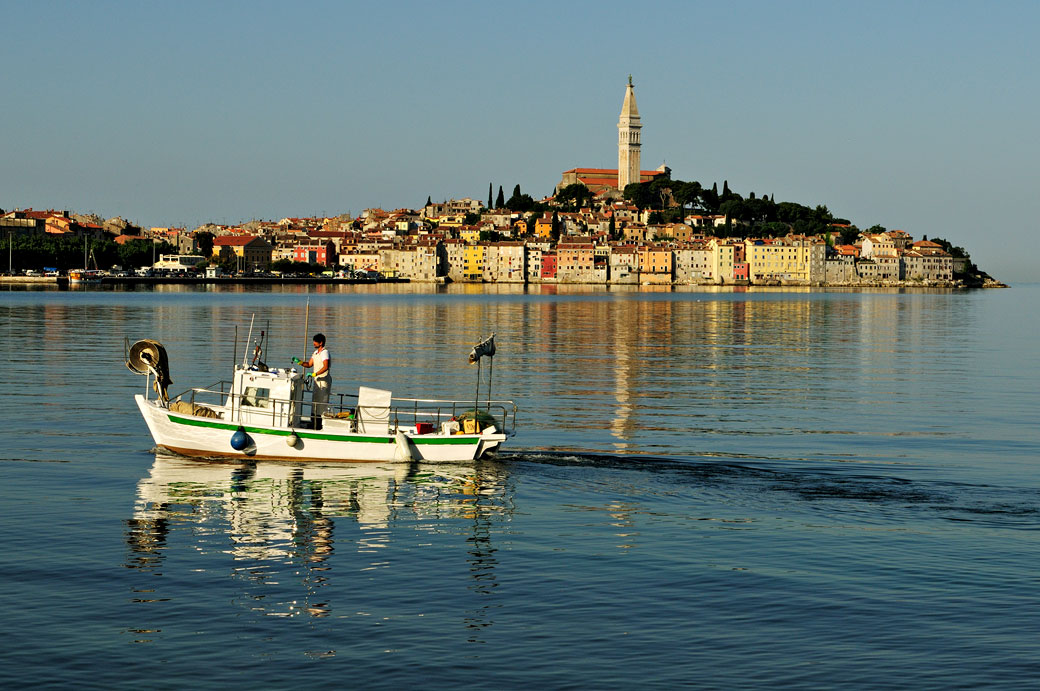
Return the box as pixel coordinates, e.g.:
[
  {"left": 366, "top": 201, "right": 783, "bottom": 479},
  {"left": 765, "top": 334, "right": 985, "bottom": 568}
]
[
  {"left": 243, "top": 314, "right": 255, "bottom": 367},
  {"left": 303, "top": 298, "right": 310, "bottom": 362}
]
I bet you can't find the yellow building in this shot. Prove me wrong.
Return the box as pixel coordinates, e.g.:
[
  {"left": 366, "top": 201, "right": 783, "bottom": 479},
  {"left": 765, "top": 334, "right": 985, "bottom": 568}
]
[
  {"left": 459, "top": 225, "right": 481, "bottom": 244},
  {"left": 535, "top": 215, "right": 554, "bottom": 239},
  {"left": 212, "top": 235, "right": 273, "bottom": 272},
  {"left": 463, "top": 243, "right": 486, "bottom": 281},
  {"left": 744, "top": 236, "right": 821, "bottom": 284},
  {"left": 708, "top": 238, "right": 736, "bottom": 284}
]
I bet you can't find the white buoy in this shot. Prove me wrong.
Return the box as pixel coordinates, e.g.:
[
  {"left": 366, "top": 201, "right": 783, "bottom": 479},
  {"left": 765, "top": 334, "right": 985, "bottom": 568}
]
[{"left": 287, "top": 432, "right": 299, "bottom": 447}]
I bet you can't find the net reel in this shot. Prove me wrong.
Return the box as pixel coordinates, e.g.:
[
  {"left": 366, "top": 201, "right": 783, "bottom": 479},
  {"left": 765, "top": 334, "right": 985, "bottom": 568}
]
[{"left": 126, "top": 338, "right": 173, "bottom": 406}]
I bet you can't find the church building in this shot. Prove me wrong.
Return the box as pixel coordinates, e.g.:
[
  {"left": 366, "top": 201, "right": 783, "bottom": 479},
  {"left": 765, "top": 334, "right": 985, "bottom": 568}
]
[{"left": 560, "top": 77, "right": 669, "bottom": 196}]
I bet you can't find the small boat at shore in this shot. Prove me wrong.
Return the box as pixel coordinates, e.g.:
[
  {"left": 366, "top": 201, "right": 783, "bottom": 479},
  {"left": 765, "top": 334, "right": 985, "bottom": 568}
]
[
  {"left": 126, "top": 333, "right": 516, "bottom": 463},
  {"left": 69, "top": 269, "right": 103, "bottom": 284}
]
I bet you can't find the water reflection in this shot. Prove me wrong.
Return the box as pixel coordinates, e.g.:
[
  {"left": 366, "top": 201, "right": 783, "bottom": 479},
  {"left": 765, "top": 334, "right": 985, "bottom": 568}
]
[{"left": 125, "top": 452, "right": 512, "bottom": 624}]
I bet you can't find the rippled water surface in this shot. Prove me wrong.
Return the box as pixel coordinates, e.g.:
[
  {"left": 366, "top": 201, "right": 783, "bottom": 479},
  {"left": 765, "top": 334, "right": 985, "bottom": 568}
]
[{"left": 1, "top": 283, "right": 1037, "bottom": 688}]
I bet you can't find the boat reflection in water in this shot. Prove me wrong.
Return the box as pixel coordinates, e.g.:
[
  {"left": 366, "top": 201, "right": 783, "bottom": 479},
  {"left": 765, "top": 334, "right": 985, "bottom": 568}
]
[{"left": 125, "top": 451, "right": 512, "bottom": 623}]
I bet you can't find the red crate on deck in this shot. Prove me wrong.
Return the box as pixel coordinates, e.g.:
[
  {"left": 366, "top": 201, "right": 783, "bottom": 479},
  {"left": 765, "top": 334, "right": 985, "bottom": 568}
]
[{"left": 415, "top": 422, "right": 434, "bottom": 435}]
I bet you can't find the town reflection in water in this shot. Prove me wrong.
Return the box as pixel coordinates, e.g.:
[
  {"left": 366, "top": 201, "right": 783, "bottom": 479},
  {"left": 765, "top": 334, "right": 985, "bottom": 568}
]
[{"left": 125, "top": 452, "right": 512, "bottom": 623}]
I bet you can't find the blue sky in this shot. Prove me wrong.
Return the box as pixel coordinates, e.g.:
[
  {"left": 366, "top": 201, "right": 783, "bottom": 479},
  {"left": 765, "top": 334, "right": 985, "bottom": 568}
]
[{"left": 3, "top": 0, "right": 1038, "bottom": 281}]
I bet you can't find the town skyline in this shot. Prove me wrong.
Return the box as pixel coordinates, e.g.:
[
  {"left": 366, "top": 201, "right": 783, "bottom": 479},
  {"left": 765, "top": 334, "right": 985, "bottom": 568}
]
[{"left": 3, "top": 2, "right": 1038, "bottom": 282}]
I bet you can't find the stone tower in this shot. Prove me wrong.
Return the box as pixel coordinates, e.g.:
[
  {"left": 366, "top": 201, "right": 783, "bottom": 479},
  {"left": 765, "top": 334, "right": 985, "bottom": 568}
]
[{"left": 617, "top": 75, "right": 642, "bottom": 191}]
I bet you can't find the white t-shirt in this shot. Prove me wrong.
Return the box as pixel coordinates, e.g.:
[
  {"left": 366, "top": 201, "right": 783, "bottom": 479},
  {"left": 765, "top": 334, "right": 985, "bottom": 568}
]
[{"left": 312, "top": 347, "right": 330, "bottom": 379}]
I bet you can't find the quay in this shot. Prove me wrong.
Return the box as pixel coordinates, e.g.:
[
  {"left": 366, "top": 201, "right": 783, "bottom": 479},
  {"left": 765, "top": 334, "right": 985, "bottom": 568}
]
[{"left": 0, "top": 275, "right": 409, "bottom": 288}]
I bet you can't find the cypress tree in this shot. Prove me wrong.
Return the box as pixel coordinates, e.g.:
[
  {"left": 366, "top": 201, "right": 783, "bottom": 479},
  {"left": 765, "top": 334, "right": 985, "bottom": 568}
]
[
  {"left": 496, "top": 186, "right": 505, "bottom": 209},
  {"left": 488, "top": 183, "right": 493, "bottom": 210}
]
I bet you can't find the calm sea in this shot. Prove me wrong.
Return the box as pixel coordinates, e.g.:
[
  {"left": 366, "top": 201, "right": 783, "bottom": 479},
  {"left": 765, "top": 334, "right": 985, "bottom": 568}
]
[{"left": 1, "top": 283, "right": 1037, "bottom": 689}]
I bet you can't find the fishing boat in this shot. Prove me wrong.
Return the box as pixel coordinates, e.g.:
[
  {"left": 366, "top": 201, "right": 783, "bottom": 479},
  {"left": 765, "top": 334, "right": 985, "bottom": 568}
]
[
  {"left": 125, "top": 333, "right": 516, "bottom": 463},
  {"left": 69, "top": 269, "right": 104, "bottom": 284},
  {"left": 70, "top": 239, "right": 104, "bottom": 284}
]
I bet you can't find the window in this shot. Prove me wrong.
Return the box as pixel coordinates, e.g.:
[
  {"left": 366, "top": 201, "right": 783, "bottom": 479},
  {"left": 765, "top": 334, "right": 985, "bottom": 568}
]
[{"left": 242, "top": 387, "right": 272, "bottom": 408}]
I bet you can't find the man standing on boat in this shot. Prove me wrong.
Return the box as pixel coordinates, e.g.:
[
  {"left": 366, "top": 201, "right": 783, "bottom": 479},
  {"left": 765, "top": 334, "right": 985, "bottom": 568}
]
[{"left": 294, "top": 333, "right": 331, "bottom": 429}]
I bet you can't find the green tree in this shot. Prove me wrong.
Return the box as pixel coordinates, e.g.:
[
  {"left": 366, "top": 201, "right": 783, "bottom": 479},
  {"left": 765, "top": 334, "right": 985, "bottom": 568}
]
[
  {"left": 719, "top": 198, "right": 745, "bottom": 226},
  {"left": 929, "top": 237, "right": 968, "bottom": 258},
  {"left": 839, "top": 226, "right": 861, "bottom": 245},
  {"left": 701, "top": 183, "right": 720, "bottom": 214},
  {"left": 623, "top": 182, "right": 653, "bottom": 211},
  {"left": 525, "top": 212, "right": 539, "bottom": 237},
  {"left": 556, "top": 183, "right": 594, "bottom": 211},
  {"left": 195, "top": 231, "right": 214, "bottom": 258},
  {"left": 496, "top": 186, "right": 505, "bottom": 209},
  {"left": 506, "top": 184, "right": 537, "bottom": 212},
  {"left": 487, "top": 182, "right": 493, "bottom": 210},
  {"left": 673, "top": 181, "right": 702, "bottom": 219}
]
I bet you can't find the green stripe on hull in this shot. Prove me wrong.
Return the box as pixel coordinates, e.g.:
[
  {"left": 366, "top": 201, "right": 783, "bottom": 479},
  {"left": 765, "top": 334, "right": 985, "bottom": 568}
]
[{"left": 167, "top": 412, "right": 481, "bottom": 446}]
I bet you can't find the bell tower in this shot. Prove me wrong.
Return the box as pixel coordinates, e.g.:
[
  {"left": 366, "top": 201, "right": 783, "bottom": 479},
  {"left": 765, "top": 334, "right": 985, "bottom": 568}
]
[{"left": 617, "top": 75, "right": 642, "bottom": 191}]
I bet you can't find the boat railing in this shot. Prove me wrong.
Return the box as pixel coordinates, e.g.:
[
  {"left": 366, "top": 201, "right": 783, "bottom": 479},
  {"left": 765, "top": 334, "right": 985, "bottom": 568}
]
[
  {"left": 171, "top": 381, "right": 518, "bottom": 435},
  {"left": 325, "top": 392, "right": 518, "bottom": 436}
]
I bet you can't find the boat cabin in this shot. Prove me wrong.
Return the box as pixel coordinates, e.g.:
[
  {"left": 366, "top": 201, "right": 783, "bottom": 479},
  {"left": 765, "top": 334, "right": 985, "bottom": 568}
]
[{"left": 229, "top": 366, "right": 305, "bottom": 427}]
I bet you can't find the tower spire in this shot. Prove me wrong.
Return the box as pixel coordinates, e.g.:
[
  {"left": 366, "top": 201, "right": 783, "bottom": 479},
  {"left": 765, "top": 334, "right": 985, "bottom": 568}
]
[{"left": 618, "top": 77, "right": 642, "bottom": 191}]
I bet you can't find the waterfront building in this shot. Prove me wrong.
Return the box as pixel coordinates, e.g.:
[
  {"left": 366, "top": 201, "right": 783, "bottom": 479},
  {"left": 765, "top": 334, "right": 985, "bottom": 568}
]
[
  {"left": 638, "top": 245, "right": 674, "bottom": 284},
  {"left": 153, "top": 254, "right": 206, "bottom": 272},
  {"left": 903, "top": 241, "right": 953, "bottom": 280},
  {"left": 212, "top": 235, "right": 273, "bottom": 272},
  {"left": 557, "top": 242, "right": 604, "bottom": 283},
  {"left": 709, "top": 238, "right": 737, "bottom": 284},
  {"left": 744, "top": 236, "right": 824, "bottom": 285},
  {"left": 861, "top": 234, "right": 897, "bottom": 260},
  {"left": 339, "top": 250, "right": 380, "bottom": 274},
  {"left": 483, "top": 242, "right": 526, "bottom": 283},
  {"left": 463, "top": 243, "right": 485, "bottom": 282},
  {"left": 609, "top": 246, "right": 639, "bottom": 284},
  {"left": 379, "top": 243, "right": 441, "bottom": 281},
  {"left": 293, "top": 241, "right": 336, "bottom": 266},
  {"left": 441, "top": 239, "right": 467, "bottom": 282},
  {"left": 674, "top": 243, "right": 713, "bottom": 284},
  {"left": 540, "top": 251, "right": 558, "bottom": 281}
]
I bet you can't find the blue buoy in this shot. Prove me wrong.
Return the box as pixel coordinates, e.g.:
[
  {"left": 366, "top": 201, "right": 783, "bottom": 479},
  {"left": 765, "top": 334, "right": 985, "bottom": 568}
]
[{"left": 230, "top": 426, "right": 249, "bottom": 451}]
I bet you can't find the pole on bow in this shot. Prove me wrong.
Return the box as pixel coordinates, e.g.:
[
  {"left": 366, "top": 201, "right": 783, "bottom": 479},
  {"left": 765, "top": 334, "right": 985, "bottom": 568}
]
[{"left": 468, "top": 333, "right": 496, "bottom": 412}]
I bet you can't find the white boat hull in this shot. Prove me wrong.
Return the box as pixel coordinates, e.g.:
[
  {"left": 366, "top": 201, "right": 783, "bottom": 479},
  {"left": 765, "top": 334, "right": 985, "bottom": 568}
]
[{"left": 135, "top": 395, "right": 506, "bottom": 463}]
